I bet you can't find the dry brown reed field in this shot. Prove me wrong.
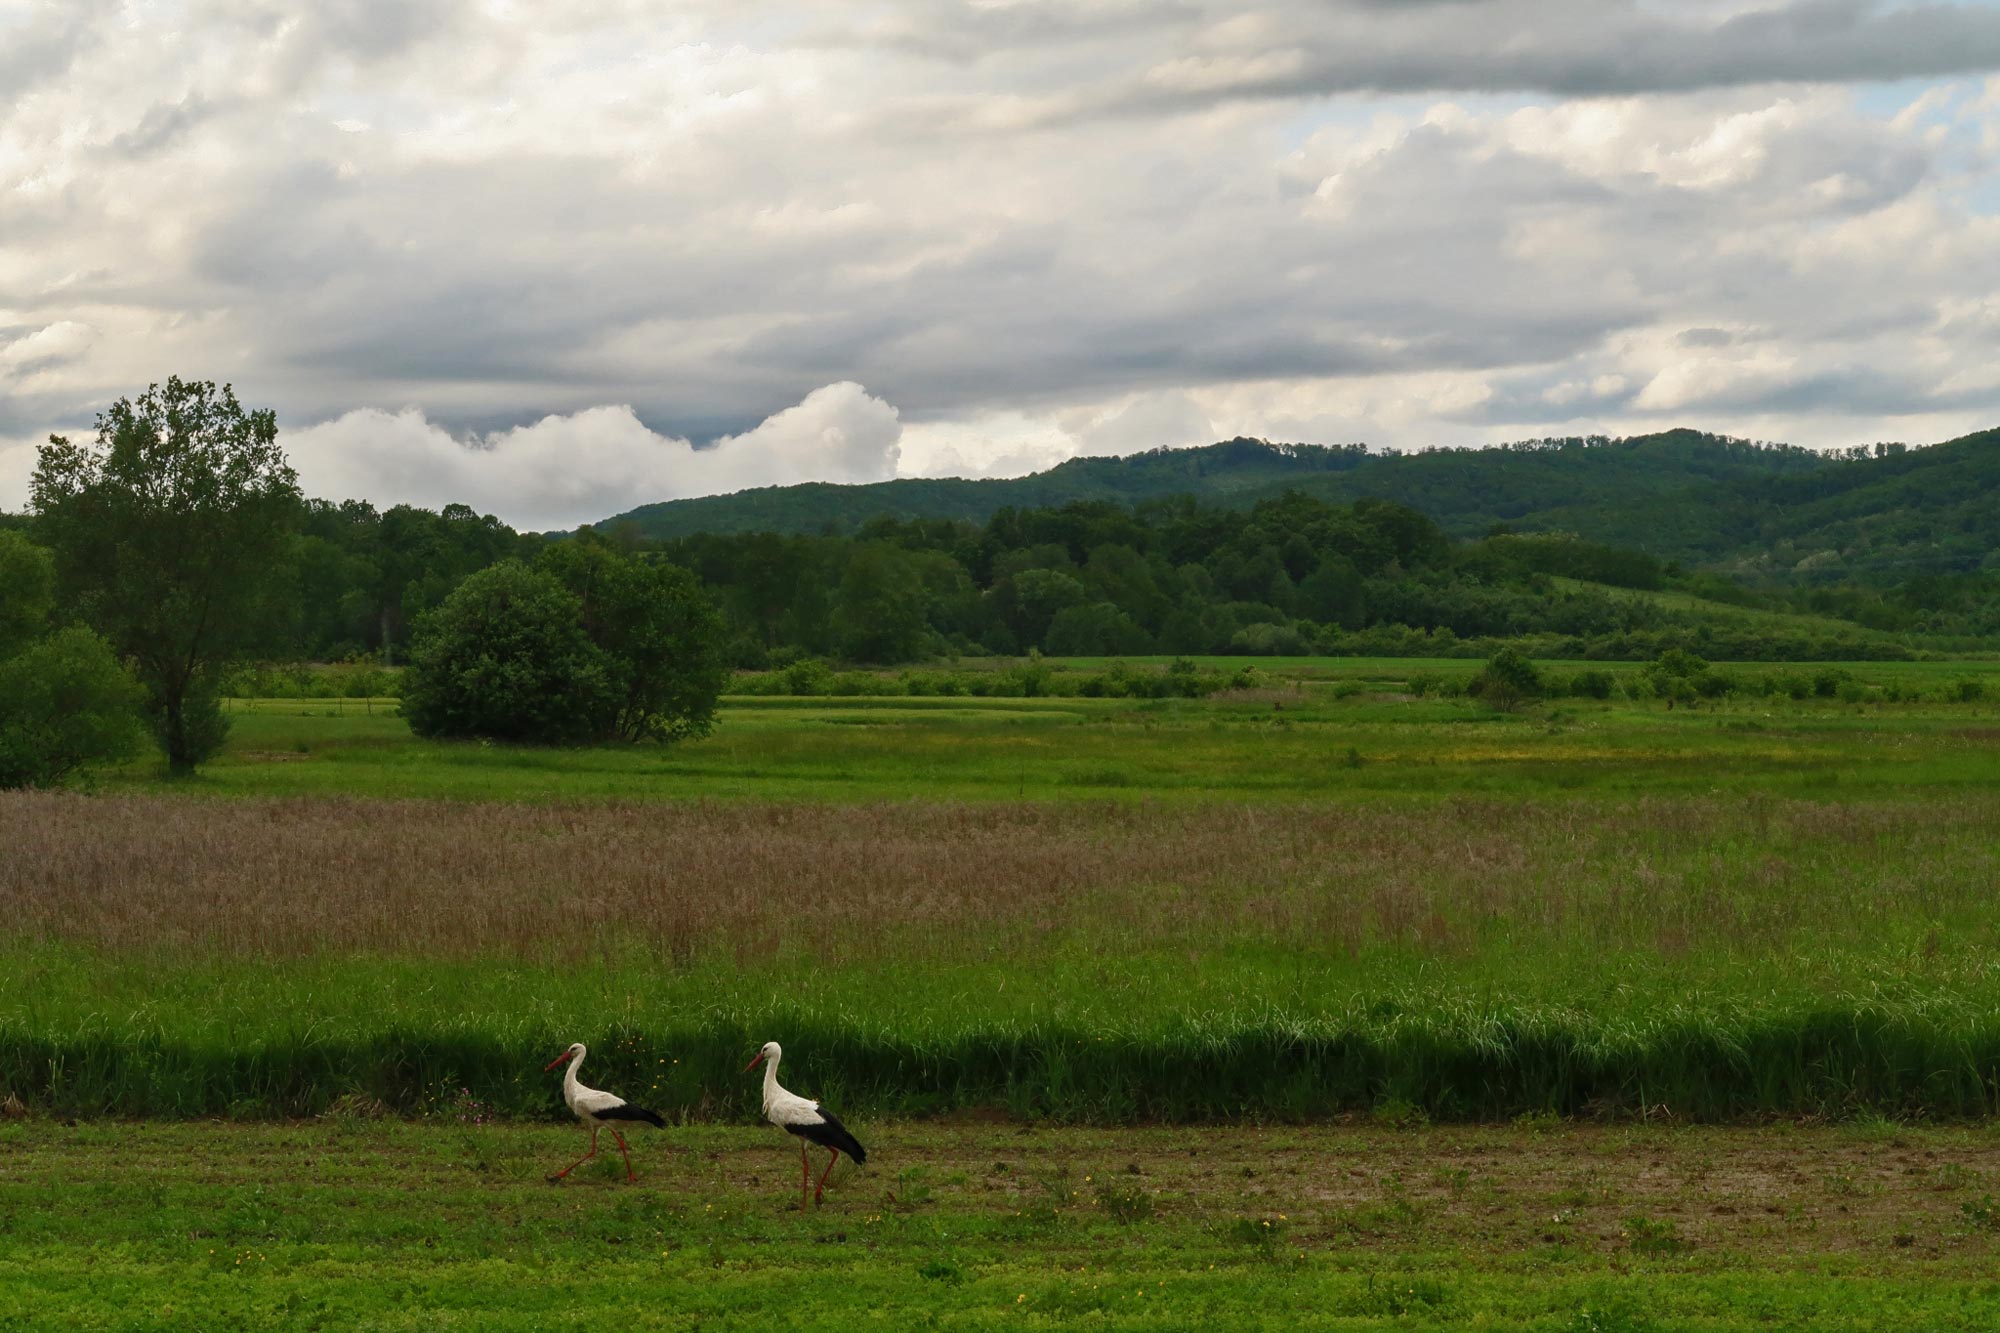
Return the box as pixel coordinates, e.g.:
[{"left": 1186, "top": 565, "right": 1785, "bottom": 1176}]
[
  {"left": 4, "top": 790, "right": 1997, "bottom": 964},
  {"left": 8, "top": 787, "right": 2000, "bottom": 1123}
]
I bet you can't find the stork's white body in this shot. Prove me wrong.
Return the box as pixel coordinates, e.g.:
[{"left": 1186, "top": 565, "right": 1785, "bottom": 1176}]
[
  {"left": 559, "top": 1049, "right": 633, "bottom": 1123},
  {"left": 746, "top": 1041, "right": 867, "bottom": 1206},
  {"left": 758, "top": 1056, "right": 828, "bottom": 1131},
  {"left": 543, "top": 1042, "right": 665, "bottom": 1183}
]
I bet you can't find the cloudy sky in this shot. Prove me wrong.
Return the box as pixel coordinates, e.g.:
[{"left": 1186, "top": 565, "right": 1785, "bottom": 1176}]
[{"left": 7, "top": 1, "right": 2000, "bottom": 528}]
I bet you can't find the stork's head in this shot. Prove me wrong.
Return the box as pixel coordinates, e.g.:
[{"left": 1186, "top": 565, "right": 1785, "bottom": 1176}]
[
  {"left": 744, "top": 1040, "right": 781, "bottom": 1073},
  {"left": 544, "top": 1042, "right": 584, "bottom": 1071}
]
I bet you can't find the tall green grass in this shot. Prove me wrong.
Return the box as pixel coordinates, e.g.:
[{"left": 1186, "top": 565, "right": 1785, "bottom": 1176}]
[{"left": 9, "top": 944, "right": 2000, "bottom": 1124}]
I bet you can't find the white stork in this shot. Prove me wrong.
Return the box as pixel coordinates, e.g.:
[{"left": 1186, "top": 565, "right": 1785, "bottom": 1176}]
[
  {"left": 745, "top": 1041, "right": 868, "bottom": 1206},
  {"left": 543, "top": 1042, "right": 666, "bottom": 1183}
]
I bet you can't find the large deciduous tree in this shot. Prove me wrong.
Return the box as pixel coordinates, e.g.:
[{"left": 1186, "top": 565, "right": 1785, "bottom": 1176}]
[{"left": 32, "top": 378, "right": 302, "bottom": 774}]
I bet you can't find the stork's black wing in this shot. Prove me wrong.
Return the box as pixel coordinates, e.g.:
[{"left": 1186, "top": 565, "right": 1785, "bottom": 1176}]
[
  {"left": 597, "top": 1104, "right": 667, "bottom": 1129},
  {"left": 787, "top": 1108, "right": 866, "bottom": 1163}
]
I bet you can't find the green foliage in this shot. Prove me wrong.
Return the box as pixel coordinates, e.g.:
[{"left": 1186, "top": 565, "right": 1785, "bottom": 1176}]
[
  {"left": 0, "top": 627, "right": 143, "bottom": 788},
  {"left": 1046, "top": 602, "right": 1151, "bottom": 655},
  {"left": 1566, "top": 669, "right": 1616, "bottom": 699},
  {"left": 401, "top": 562, "right": 620, "bottom": 745},
  {"left": 31, "top": 377, "right": 301, "bottom": 773},
  {"left": 263, "top": 448, "right": 1992, "bottom": 669},
  {"left": 222, "top": 658, "right": 401, "bottom": 700},
  {"left": 1479, "top": 532, "right": 1665, "bottom": 589},
  {"left": 537, "top": 540, "right": 728, "bottom": 743},
  {"left": 1094, "top": 1180, "right": 1154, "bottom": 1224},
  {"left": 294, "top": 498, "right": 542, "bottom": 662},
  {"left": 1470, "top": 648, "right": 1544, "bottom": 711},
  {"left": 402, "top": 551, "right": 726, "bottom": 746},
  {"left": 1652, "top": 648, "right": 1709, "bottom": 679},
  {"left": 829, "top": 542, "right": 932, "bottom": 662},
  {"left": 0, "top": 530, "right": 55, "bottom": 656}
]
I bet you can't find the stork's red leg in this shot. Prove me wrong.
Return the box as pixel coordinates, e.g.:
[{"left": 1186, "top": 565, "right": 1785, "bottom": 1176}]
[
  {"left": 612, "top": 1128, "right": 635, "bottom": 1182},
  {"left": 815, "top": 1147, "right": 839, "bottom": 1203},
  {"left": 552, "top": 1124, "right": 598, "bottom": 1180}
]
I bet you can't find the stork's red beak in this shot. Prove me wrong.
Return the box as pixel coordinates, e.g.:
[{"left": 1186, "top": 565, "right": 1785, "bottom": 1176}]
[
  {"left": 544, "top": 1050, "right": 573, "bottom": 1071},
  {"left": 744, "top": 1052, "right": 765, "bottom": 1073}
]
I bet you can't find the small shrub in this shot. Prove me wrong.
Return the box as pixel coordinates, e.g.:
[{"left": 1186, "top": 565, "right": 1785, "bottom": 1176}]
[
  {"left": 1568, "top": 669, "right": 1615, "bottom": 700},
  {"left": 1622, "top": 1214, "right": 1691, "bottom": 1255},
  {"left": 1565, "top": 1304, "right": 1662, "bottom": 1333},
  {"left": 0, "top": 627, "right": 144, "bottom": 789},
  {"left": 1694, "top": 669, "right": 1736, "bottom": 699},
  {"left": 1095, "top": 1181, "right": 1154, "bottom": 1224},
  {"left": 1349, "top": 1276, "right": 1451, "bottom": 1317},
  {"left": 1371, "top": 1096, "right": 1430, "bottom": 1129},
  {"left": 1469, "top": 648, "right": 1543, "bottom": 711},
  {"left": 1224, "top": 1215, "right": 1288, "bottom": 1258},
  {"left": 1512, "top": 1109, "right": 1563, "bottom": 1135},
  {"left": 781, "top": 657, "right": 833, "bottom": 696}
]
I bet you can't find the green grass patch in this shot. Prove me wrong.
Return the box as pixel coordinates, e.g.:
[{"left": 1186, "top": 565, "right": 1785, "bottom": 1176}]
[
  {"left": 4, "top": 1121, "right": 2000, "bottom": 1330},
  {"left": 93, "top": 678, "right": 2000, "bottom": 803}
]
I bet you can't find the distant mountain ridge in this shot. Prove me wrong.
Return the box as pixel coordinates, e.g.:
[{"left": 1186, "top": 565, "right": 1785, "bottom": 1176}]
[{"left": 594, "top": 427, "right": 2000, "bottom": 585}]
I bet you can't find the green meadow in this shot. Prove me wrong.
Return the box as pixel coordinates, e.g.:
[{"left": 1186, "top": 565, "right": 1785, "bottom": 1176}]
[
  {"left": 7, "top": 1120, "right": 2000, "bottom": 1331},
  {"left": 7, "top": 657, "right": 2000, "bottom": 1324},
  {"left": 4, "top": 661, "right": 1998, "bottom": 1122},
  {"left": 107, "top": 655, "right": 2000, "bottom": 803}
]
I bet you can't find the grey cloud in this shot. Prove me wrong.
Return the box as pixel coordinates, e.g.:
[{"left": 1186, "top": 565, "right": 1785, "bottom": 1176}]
[
  {"left": 130, "top": 73, "right": 1911, "bottom": 440},
  {"left": 892, "top": 0, "right": 2000, "bottom": 127},
  {"left": 7, "top": 0, "right": 2000, "bottom": 509},
  {"left": 0, "top": 1, "right": 113, "bottom": 110},
  {"left": 197, "top": 0, "right": 467, "bottom": 63},
  {"left": 109, "top": 96, "right": 224, "bottom": 158}
]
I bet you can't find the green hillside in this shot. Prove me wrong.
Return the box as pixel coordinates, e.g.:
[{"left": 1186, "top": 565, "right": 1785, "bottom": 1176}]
[
  {"left": 595, "top": 428, "right": 2000, "bottom": 586},
  {"left": 602, "top": 437, "right": 1387, "bottom": 536}
]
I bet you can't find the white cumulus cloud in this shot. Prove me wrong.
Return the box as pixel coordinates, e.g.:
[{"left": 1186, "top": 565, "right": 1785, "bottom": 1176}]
[{"left": 285, "top": 382, "right": 900, "bottom": 530}]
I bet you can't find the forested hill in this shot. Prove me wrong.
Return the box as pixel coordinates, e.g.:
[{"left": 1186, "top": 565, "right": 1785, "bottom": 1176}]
[
  {"left": 597, "top": 427, "right": 2000, "bottom": 585},
  {"left": 602, "top": 437, "right": 1396, "bottom": 538}
]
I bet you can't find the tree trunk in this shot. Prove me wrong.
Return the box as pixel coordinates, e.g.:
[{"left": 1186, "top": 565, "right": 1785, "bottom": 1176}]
[{"left": 163, "top": 691, "right": 194, "bottom": 776}]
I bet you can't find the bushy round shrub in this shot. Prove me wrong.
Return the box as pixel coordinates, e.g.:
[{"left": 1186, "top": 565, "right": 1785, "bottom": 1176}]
[{"left": 400, "top": 563, "right": 617, "bottom": 744}]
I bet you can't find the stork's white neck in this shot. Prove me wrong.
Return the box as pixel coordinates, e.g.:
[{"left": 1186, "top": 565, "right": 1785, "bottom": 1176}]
[
  {"left": 565, "top": 1046, "right": 587, "bottom": 1100},
  {"left": 761, "top": 1049, "right": 782, "bottom": 1110}
]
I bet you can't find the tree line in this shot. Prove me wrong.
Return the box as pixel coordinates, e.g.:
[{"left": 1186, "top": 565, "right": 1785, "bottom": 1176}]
[
  {"left": 291, "top": 485, "right": 1966, "bottom": 671},
  {"left": 3, "top": 378, "right": 1991, "bottom": 786}
]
